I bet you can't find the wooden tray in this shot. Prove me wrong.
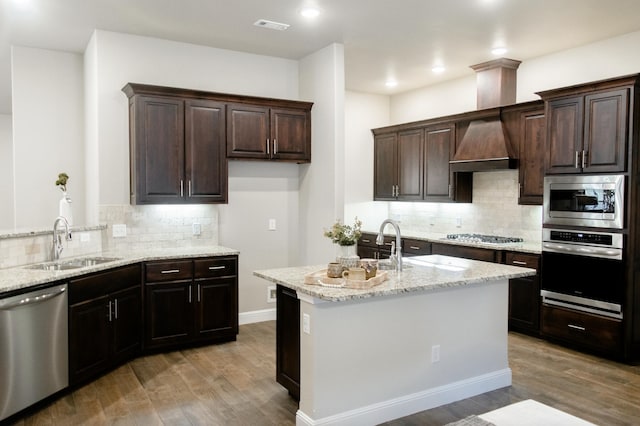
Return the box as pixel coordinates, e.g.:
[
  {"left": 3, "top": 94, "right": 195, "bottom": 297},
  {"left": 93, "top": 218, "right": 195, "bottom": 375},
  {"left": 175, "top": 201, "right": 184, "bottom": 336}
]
[{"left": 303, "top": 270, "right": 388, "bottom": 289}]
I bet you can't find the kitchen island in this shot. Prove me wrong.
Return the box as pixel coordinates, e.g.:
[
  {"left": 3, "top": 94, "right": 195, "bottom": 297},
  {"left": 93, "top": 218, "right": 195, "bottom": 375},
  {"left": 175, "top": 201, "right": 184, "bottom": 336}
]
[{"left": 255, "top": 255, "right": 536, "bottom": 426}]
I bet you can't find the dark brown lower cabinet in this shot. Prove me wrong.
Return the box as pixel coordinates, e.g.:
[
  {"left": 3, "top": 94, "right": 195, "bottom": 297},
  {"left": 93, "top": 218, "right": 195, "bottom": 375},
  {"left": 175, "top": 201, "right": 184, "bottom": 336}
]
[
  {"left": 276, "top": 285, "right": 300, "bottom": 400},
  {"left": 431, "top": 242, "right": 501, "bottom": 262},
  {"left": 68, "top": 264, "right": 142, "bottom": 386},
  {"left": 541, "top": 305, "right": 622, "bottom": 357},
  {"left": 505, "top": 252, "right": 540, "bottom": 335},
  {"left": 144, "top": 256, "right": 238, "bottom": 351}
]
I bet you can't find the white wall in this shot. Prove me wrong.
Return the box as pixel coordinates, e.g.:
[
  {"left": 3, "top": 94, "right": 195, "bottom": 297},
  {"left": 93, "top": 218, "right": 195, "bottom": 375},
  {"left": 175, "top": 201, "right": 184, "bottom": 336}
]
[
  {"left": 11, "top": 46, "right": 85, "bottom": 229},
  {"left": 344, "top": 91, "right": 390, "bottom": 231},
  {"left": 298, "top": 43, "right": 346, "bottom": 265},
  {"left": 0, "top": 114, "right": 13, "bottom": 228}
]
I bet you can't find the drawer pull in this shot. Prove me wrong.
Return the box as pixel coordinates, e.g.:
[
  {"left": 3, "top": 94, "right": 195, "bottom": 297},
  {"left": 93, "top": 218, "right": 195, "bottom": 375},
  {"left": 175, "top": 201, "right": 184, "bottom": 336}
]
[
  {"left": 512, "top": 260, "right": 528, "bottom": 266},
  {"left": 208, "top": 266, "right": 226, "bottom": 270},
  {"left": 161, "top": 269, "right": 180, "bottom": 274},
  {"left": 568, "top": 324, "right": 586, "bottom": 331},
  {"left": 410, "top": 246, "right": 421, "bottom": 250},
  {"left": 362, "top": 239, "right": 371, "bottom": 243}
]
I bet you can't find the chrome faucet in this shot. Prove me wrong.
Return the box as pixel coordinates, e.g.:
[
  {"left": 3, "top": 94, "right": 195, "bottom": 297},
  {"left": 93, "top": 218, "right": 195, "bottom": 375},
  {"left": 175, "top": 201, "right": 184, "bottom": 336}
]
[
  {"left": 52, "top": 216, "right": 72, "bottom": 261},
  {"left": 377, "top": 219, "right": 402, "bottom": 272}
]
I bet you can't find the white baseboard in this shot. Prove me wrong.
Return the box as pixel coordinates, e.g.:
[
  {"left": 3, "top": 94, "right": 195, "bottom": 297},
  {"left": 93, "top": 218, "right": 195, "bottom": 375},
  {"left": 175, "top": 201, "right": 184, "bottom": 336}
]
[
  {"left": 295, "top": 368, "right": 512, "bottom": 426},
  {"left": 239, "top": 308, "right": 276, "bottom": 325}
]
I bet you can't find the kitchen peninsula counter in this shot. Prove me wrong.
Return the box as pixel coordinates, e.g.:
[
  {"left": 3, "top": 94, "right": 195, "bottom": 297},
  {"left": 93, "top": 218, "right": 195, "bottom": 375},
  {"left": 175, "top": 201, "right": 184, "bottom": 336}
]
[
  {"left": 0, "top": 245, "right": 239, "bottom": 295},
  {"left": 255, "top": 256, "right": 535, "bottom": 426}
]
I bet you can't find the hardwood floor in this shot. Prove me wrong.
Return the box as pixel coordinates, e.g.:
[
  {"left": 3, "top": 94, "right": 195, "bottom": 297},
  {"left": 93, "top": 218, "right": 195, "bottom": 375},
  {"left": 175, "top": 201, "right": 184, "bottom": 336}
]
[{"left": 10, "top": 322, "right": 640, "bottom": 425}]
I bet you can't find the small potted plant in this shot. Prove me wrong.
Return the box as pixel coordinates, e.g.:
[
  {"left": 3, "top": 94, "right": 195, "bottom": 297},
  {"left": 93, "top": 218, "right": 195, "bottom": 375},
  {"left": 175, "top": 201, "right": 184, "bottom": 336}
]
[
  {"left": 55, "top": 172, "right": 73, "bottom": 225},
  {"left": 324, "top": 217, "right": 362, "bottom": 267}
]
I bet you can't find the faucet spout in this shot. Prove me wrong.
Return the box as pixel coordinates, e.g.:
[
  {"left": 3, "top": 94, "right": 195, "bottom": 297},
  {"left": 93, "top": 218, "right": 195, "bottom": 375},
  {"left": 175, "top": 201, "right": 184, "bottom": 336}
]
[
  {"left": 52, "top": 216, "right": 71, "bottom": 261},
  {"left": 377, "top": 219, "right": 402, "bottom": 272}
]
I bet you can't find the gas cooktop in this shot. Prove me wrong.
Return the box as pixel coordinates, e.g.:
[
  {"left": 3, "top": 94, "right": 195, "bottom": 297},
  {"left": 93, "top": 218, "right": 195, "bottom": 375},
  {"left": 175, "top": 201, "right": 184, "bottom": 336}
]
[{"left": 445, "top": 234, "right": 524, "bottom": 244}]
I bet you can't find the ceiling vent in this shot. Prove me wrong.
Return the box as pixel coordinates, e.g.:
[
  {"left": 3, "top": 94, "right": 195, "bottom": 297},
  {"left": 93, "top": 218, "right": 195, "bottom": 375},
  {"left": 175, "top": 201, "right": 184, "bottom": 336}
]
[{"left": 253, "top": 19, "right": 290, "bottom": 31}]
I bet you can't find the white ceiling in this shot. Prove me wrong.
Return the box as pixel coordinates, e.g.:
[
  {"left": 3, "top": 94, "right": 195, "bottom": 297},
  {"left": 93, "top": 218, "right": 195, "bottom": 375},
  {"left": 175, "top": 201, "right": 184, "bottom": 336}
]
[{"left": 3, "top": 0, "right": 640, "bottom": 114}]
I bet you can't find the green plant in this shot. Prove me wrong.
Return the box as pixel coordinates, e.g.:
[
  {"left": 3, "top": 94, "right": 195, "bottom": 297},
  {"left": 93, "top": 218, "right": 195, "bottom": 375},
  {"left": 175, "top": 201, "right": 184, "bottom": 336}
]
[
  {"left": 323, "top": 217, "right": 362, "bottom": 246},
  {"left": 55, "top": 173, "right": 69, "bottom": 192}
]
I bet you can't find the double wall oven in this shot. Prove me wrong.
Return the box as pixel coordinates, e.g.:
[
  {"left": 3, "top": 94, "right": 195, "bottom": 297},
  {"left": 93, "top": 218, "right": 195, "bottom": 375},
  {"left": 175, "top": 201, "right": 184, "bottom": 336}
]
[{"left": 542, "top": 174, "right": 626, "bottom": 320}]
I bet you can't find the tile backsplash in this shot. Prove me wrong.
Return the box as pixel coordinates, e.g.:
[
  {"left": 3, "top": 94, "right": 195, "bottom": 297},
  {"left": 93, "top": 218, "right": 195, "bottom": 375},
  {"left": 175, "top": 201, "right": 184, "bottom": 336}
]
[
  {"left": 100, "top": 204, "right": 219, "bottom": 251},
  {"left": 389, "top": 170, "right": 543, "bottom": 242}
]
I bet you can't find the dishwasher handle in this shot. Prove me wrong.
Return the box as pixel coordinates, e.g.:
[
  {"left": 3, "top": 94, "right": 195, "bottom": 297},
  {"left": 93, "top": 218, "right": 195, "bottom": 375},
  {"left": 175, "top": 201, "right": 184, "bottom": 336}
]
[{"left": 0, "top": 286, "right": 66, "bottom": 311}]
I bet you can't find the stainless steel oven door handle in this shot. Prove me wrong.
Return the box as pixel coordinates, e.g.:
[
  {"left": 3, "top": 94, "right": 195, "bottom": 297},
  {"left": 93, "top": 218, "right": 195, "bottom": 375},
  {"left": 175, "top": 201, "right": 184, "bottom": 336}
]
[{"left": 543, "top": 242, "right": 622, "bottom": 259}]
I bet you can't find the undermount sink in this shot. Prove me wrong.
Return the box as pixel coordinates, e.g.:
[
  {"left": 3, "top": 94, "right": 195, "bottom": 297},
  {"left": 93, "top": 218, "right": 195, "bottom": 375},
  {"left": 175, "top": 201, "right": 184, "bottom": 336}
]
[
  {"left": 25, "top": 256, "right": 121, "bottom": 271},
  {"left": 403, "top": 255, "right": 470, "bottom": 272},
  {"left": 377, "top": 259, "right": 411, "bottom": 270}
]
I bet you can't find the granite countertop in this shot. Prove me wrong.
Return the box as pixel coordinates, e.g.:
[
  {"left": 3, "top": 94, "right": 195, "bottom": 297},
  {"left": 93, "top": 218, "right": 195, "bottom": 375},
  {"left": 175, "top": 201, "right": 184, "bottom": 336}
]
[
  {"left": 0, "top": 246, "right": 239, "bottom": 296},
  {"left": 363, "top": 229, "right": 542, "bottom": 254},
  {"left": 254, "top": 255, "right": 536, "bottom": 302}
]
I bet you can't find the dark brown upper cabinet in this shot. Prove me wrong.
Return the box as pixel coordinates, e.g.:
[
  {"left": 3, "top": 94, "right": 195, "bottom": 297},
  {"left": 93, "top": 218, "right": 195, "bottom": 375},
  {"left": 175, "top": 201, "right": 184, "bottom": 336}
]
[
  {"left": 123, "top": 83, "right": 227, "bottom": 204},
  {"left": 538, "top": 76, "right": 636, "bottom": 175},
  {"left": 502, "top": 101, "right": 546, "bottom": 205},
  {"left": 227, "top": 102, "right": 312, "bottom": 163},
  {"left": 372, "top": 119, "right": 471, "bottom": 203}
]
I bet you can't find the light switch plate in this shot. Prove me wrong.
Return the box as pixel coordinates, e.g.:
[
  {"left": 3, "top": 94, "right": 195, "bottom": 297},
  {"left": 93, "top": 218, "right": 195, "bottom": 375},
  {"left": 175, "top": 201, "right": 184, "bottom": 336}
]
[
  {"left": 268, "top": 219, "right": 276, "bottom": 231},
  {"left": 192, "top": 223, "right": 201, "bottom": 235},
  {"left": 302, "top": 313, "right": 311, "bottom": 334},
  {"left": 112, "top": 224, "right": 127, "bottom": 238}
]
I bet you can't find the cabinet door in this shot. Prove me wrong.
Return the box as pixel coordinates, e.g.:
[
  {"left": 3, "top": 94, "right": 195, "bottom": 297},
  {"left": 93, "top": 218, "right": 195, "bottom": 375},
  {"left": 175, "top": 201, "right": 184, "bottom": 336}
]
[
  {"left": 111, "top": 286, "right": 142, "bottom": 363},
  {"left": 583, "top": 88, "right": 628, "bottom": 173},
  {"left": 276, "top": 285, "right": 300, "bottom": 400},
  {"left": 185, "top": 99, "right": 227, "bottom": 203},
  {"left": 424, "top": 125, "right": 453, "bottom": 200},
  {"left": 144, "top": 281, "right": 192, "bottom": 349},
  {"left": 506, "top": 252, "right": 540, "bottom": 334},
  {"left": 226, "top": 104, "right": 269, "bottom": 159},
  {"left": 69, "top": 295, "right": 111, "bottom": 385},
  {"left": 271, "top": 108, "right": 311, "bottom": 162},
  {"left": 131, "top": 95, "right": 185, "bottom": 203},
  {"left": 373, "top": 133, "right": 398, "bottom": 200},
  {"left": 194, "top": 278, "right": 238, "bottom": 340},
  {"left": 397, "top": 129, "right": 423, "bottom": 200},
  {"left": 518, "top": 109, "right": 545, "bottom": 205},
  {"left": 545, "top": 96, "right": 584, "bottom": 174}
]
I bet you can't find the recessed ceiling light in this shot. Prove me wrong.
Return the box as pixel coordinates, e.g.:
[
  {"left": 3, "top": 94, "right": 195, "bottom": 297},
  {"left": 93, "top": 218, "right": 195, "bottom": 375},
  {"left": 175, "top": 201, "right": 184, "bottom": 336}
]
[
  {"left": 300, "top": 7, "right": 320, "bottom": 18},
  {"left": 385, "top": 80, "right": 398, "bottom": 88},
  {"left": 492, "top": 47, "right": 508, "bottom": 55},
  {"left": 253, "top": 19, "right": 290, "bottom": 31},
  {"left": 432, "top": 65, "right": 446, "bottom": 74}
]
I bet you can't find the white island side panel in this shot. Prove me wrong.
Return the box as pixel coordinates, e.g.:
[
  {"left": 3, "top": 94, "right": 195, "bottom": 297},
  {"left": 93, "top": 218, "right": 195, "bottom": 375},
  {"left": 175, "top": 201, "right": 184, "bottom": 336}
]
[{"left": 297, "top": 279, "right": 510, "bottom": 425}]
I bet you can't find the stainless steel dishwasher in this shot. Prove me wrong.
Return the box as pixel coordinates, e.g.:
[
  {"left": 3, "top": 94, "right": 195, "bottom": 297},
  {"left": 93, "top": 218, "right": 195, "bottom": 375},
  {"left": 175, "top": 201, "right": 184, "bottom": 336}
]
[{"left": 0, "top": 283, "right": 68, "bottom": 421}]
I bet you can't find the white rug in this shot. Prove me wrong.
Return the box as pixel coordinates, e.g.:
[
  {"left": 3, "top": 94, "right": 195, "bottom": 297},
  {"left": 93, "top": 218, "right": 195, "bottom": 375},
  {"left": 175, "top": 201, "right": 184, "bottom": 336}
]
[{"left": 478, "top": 399, "right": 597, "bottom": 426}]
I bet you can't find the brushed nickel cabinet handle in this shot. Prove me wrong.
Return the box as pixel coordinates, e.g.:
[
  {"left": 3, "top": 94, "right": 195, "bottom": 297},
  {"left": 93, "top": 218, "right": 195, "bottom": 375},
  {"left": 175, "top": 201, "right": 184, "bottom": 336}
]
[
  {"left": 266, "top": 139, "right": 270, "bottom": 155},
  {"left": 107, "top": 300, "right": 112, "bottom": 322},
  {"left": 582, "top": 150, "right": 588, "bottom": 169},
  {"left": 188, "top": 286, "right": 192, "bottom": 303},
  {"left": 161, "top": 269, "right": 180, "bottom": 274},
  {"left": 188, "top": 180, "right": 192, "bottom": 197},
  {"left": 114, "top": 299, "right": 119, "bottom": 320},
  {"left": 568, "top": 324, "right": 586, "bottom": 331},
  {"left": 575, "top": 151, "right": 580, "bottom": 168},
  {"left": 362, "top": 239, "right": 371, "bottom": 243},
  {"left": 208, "top": 265, "right": 225, "bottom": 270},
  {"left": 180, "top": 180, "right": 184, "bottom": 197},
  {"left": 410, "top": 246, "right": 421, "bottom": 250},
  {"left": 198, "top": 284, "right": 201, "bottom": 302},
  {"left": 512, "top": 260, "right": 527, "bottom": 266},
  {"left": 274, "top": 139, "right": 278, "bottom": 154}
]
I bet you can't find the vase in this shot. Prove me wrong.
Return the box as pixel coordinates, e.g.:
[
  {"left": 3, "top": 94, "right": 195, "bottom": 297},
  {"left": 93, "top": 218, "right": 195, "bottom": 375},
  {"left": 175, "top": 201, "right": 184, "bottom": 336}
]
[
  {"left": 59, "top": 191, "right": 73, "bottom": 226},
  {"left": 336, "top": 243, "right": 359, "bottom": 269}
]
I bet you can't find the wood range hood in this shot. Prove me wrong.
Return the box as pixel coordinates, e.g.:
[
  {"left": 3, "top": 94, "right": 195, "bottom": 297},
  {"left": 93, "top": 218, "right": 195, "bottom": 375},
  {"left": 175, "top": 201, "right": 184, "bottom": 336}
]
[{"left": 450, "top": 58, "right": 521, "bottom": 172}]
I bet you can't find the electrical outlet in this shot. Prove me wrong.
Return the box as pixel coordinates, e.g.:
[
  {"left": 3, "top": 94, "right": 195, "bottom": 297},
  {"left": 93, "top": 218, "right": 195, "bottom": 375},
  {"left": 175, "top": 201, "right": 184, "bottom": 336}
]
[
  {"left": 112, "top": 224, "right": 127, "bottom": 238},
  {"left": 431, "top": 344, "right": 440, "bottom": 363},
  {"left": 267, "top": 286, "right": 276, "bottom": 303},
  {"left": 192, "top": 223, "right": 201, "bottom": 235},
  {"left": 455, "top": 217, "right": 462, "bottom": 227},
  {"left": 268, "top": 219, "right": 276, "bottom": 231},
  {"left": 302, "top": 313, "right": 311, "bottom": 334}
]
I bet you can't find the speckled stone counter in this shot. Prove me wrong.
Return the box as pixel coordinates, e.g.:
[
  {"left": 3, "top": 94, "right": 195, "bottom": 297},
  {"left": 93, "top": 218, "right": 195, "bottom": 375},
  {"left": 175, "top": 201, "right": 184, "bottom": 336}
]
[
  {"left": 0, "top": 246, "right": 239, "bottom": 295},
  {"left": 364, "top": 229, "right": 543, "bottom": 254},
  {"left": 254, "top": 255, "right": 536, "bottom": 302}
]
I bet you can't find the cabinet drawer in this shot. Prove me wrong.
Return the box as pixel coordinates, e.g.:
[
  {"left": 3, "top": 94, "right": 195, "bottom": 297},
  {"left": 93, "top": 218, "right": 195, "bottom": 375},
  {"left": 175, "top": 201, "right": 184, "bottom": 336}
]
[
  {"left": 541, "top": 305, "right": 622, "bottom": 354},
  {"left": 431, "top": 242, "right": 498, "bottom": 263},
  {"left": 145, "top": 260, "right": 193, "bottom": 282},
  {"left": 70, "top": 264, "right": 141, "bottom": 304},
  {"left": 505, "top": 252, "right": 539, "bottom": 272},
  {"left": 194, "top": 257, "right": 238, "bottom": 278},
  {"left": 358, "top": 233, "right": 378, "bottom": 248},
  {"left": 402, "top": 238, "right": 431, "bottom": 257}
]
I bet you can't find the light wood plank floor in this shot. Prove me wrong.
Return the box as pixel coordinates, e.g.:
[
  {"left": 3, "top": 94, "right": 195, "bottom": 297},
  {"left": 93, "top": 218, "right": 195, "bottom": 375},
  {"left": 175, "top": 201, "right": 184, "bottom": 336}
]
[{"left": 10, "top": 322, "right": 640, "bottom": 425}]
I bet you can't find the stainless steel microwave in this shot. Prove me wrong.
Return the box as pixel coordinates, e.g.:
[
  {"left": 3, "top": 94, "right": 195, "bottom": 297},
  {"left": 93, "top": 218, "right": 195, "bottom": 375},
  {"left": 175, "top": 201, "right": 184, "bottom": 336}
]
[{"left": 543, "top": 174, "right": 624, "bottom": 229}]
